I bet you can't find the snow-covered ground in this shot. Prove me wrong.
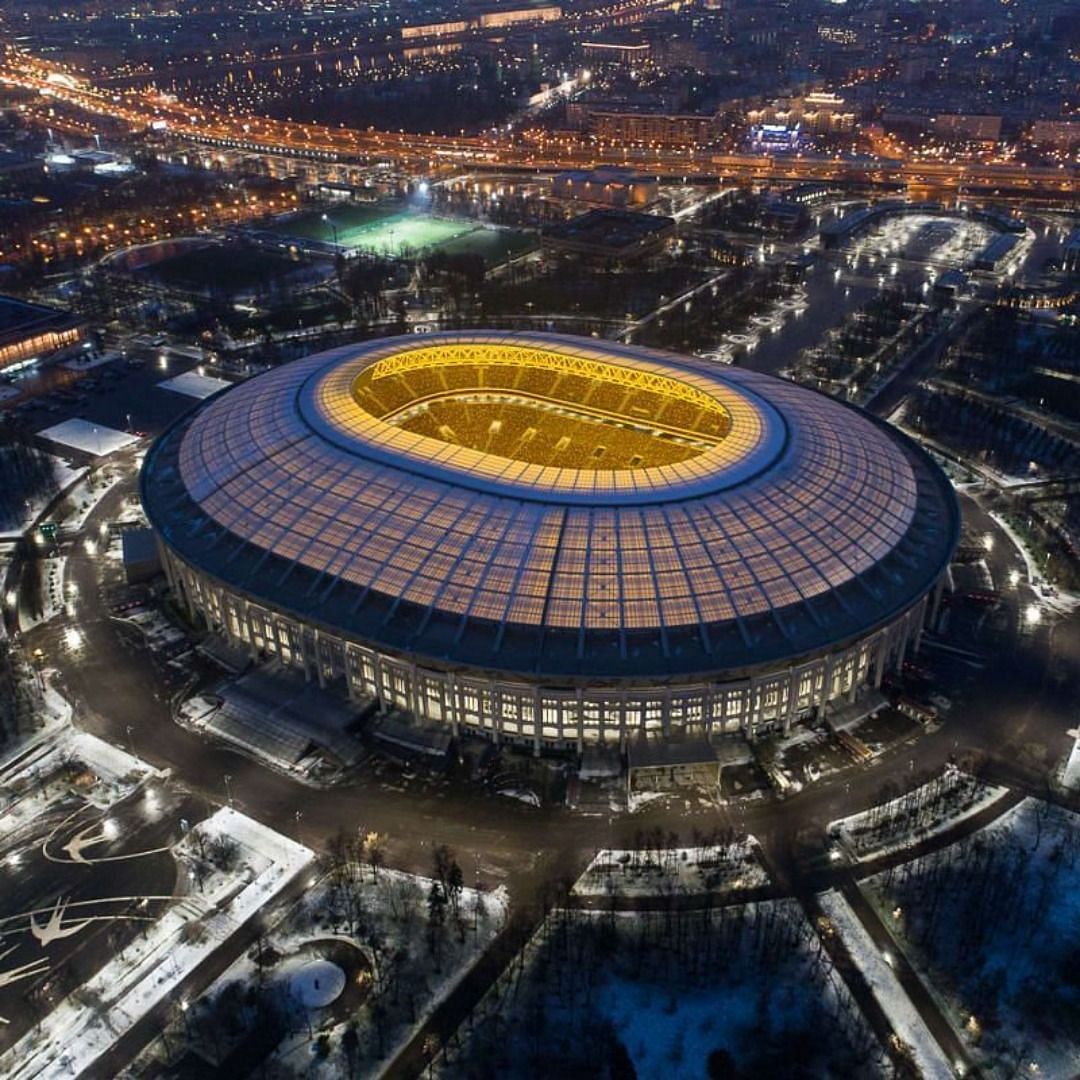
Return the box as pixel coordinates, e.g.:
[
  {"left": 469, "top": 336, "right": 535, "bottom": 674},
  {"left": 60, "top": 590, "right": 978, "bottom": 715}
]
[
  {"left": 439, "top": 901, "right": 886, "bottom": 1079},
  {"left": 0, "top": 808, "right": 314, "bottom": 1080},
  {"left": 988, "top": 510, "right": 1079, "bottom": 618},
  {"left": 818, "top": 890, "right": 954, "bottom": 1080},
  {"left": 18, "top": 552, "right": 68, "bottom": 631},
  {"left": 59, "top": 468, "right": 125, "bottom": 533},
  {"left": 114, "top": 606, "right": 188, "bottom": 650},
  {"left": 828, "top": 768, "right": 1010, "bottom": 863},
  {"left": 1058, "top": 730, "right": 1080, "bottom": 792},
  {"left": 627, "top": 785, "right": 722, "bottom": 813},
  {"left": 0, "top": 712, "right": 164, "bottom": 840},
  {"left": 864, "top": 798, "right": 1080, "bottom": 1078},
  {"left": 136, "top": 862, "right": 508, "bottom": 1079},
  {"left": 572, "top": 839, "right": 767, "bottom": 897},
  {"left": 0, "top": 457, "right": 84, "bottom": 541}
]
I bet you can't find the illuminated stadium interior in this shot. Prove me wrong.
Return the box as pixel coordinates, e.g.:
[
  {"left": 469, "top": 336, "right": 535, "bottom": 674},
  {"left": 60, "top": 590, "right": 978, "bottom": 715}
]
[
  {"left": 352, "top": 343, "right": 732, "bottom": 470},
  {"left": 143, "top": 332, "right": 959, "bottom": 749}
]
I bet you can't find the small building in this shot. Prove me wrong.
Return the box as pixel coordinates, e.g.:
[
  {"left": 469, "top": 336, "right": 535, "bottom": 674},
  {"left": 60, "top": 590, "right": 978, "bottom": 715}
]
[
  {"left": 551, "top": 168, "right": 657, "bottom": 209},
  {"left": 749, "top": 123, "right": 803, "bottom": 153},
  {"left": 933, "top": 114, "right": 1002, "bottom": 143},
  {"left": 971, "top": 233, "right": 1020, "bottom": 273},
  {"left": 933, "top": 268, "right": 968, "bottom": 302},
  {"left": 1029, "top": 119, "right": 1080, "bottom": 150},
  {"left": 626, "top": 737, "right": 720, "bottom": 794},
  {"left": 371, "top": 710, "right": 453, "bottom": 763},
  {"left": 761, "top": 197, "right": 805, "bottom": 232},
  {"left": 121, "top": 527, "right": 161, "bottom": 585},
  {"left": 542, "top": 208, "right": 675, "bottom": 263},
  {"left": 71, "top": 148, "right": 118, "bottom": 172},
  {"left": 0, "top": 296, "right": 87, "bottom": 374}
]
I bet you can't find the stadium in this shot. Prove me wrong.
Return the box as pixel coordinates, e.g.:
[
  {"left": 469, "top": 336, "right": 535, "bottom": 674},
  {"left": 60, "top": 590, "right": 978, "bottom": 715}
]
[{"left": 141, "top": 332, "right": 959, "bottom": 750}]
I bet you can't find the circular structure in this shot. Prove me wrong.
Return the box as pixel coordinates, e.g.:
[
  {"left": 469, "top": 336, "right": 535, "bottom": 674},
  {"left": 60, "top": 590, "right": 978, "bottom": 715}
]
[
  {"left": 283, "top": 959, "right": 346, "bottom": 1008},
  {"left": 143, "top": 332, "right": 958, "bottom": 747}
]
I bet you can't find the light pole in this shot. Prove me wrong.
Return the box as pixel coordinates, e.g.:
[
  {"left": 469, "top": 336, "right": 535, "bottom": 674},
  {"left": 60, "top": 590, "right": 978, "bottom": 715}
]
[
  {"left": 223, "top": 773, "right": 233, "bottom": 807},
  {"left": 321, "top": 213, "right": 339, "bottom": 249},
  {"left": 125, "top": 724, "right": 134, "bottom": 756},
  {"left": 177, "top": 997, "right": 192, "bottom": 1039},
  {"left": 295, "top": 808, "right": 304, "bottom": 845}
]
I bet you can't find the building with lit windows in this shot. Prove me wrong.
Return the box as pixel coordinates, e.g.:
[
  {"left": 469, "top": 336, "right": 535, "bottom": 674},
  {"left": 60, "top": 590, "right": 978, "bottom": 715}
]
[
  {"left": 400, "top": 4, "right": 560, "bottom": 38},
  {"left": 590, "top": 109, "right": 718, "bottom": 148},
  {"left": 0, "top": 296, "right": 86, "bottom": 374},
  {"left": 142, "top": 333, "right": 958, "bottom": 751}
]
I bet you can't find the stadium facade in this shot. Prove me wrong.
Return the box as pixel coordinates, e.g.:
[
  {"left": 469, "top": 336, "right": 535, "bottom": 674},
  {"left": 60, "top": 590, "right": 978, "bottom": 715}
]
[{"left": 142, "top": 332, "right": 959, "bottom": 749}]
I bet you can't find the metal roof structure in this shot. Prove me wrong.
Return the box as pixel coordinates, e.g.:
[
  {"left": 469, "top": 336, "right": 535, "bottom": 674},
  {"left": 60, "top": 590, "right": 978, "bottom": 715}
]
[{"left": 142, "top": 332, "right": 959, "bottom": 681}]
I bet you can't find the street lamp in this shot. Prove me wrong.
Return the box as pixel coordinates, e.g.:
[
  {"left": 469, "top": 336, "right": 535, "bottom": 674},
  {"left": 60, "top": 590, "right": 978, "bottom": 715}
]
[
  {"left": 223, "top": 773, "right": 233, "bottom": 806},
  {"left": 125, "top": 724, "right": 134, "bottom": 755}
]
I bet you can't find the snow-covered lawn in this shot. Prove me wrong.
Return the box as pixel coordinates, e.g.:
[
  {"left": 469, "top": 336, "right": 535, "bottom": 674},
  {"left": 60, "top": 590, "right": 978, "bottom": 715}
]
[
  {"left": 627, "top": 785, "right": 722, "bottom": 813},
  {"left": 1058, "top": 730, "right": 1080, "bottom": 793},
  {"left": 864, "top": 799, "right": 1080, "bottom": 1078},
  {"left": 572, "top": 838, "right": 767, "bottom": 897},
  {"left": 0, "top": 808, "right": 314, "bottom": 1080},
  {"left": 440, "top": 901, "right": 886, "bottom": 1079},
  {"left": 136, "top": 860, "right": 508, "bottom": 1079},
  {"left": 0, "top": 710, "right": 163, "bottom": 841},
  {"left": 18, "top": 553, "right": 69, "bottom": 631},
  {"left": 818, "top": 890, "right": 954, "bottom": 1080},
  {"left": 0, "top": 457, "right": 84, "bottom": 541},
  {"left": 59, "top": 468, "right": 126, "bottom": 532},
  {"left": 828, "top": 767, "right": 1010, "bottom": 863},
  {"left": 115, "top": 606, "right": 189, "bottom": 650}
]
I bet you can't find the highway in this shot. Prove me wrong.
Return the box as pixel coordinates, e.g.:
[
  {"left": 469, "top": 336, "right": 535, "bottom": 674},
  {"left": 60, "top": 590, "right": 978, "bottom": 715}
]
[{"left": 2, "top": 53, "right": 1077, "bottom": 200}]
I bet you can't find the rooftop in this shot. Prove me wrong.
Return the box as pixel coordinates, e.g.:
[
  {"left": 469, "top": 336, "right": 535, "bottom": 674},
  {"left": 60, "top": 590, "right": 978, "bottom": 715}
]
[
  {"left": 0, "top": 295, "right": 83, "bottom": 343},
  {"left": 142, "top": 332, "right": 959, "bottom": 681}
]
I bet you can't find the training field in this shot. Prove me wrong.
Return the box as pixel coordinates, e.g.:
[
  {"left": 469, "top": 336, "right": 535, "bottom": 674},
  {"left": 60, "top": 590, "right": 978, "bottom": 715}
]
[
  {"left": 267, "top": 205, "right": 534, "bottom": 263},
  {"left": 436, "top": 226, "right": 536, "bottom": 263}
]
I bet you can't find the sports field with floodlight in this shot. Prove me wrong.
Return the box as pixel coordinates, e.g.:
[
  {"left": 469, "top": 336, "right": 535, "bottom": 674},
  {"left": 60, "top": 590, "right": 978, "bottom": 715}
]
[{"left": 267, "top": 206, "right": 535, "bottom": 262}]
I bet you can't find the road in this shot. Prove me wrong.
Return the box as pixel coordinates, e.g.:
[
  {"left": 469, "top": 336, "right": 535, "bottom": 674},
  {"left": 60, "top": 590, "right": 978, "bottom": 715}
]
[
  {"left": 2, "top": 53, "right": 1078, "bottom": 201},
  {"left": 28, "top": 468, "right": 1073, "bottom": 872}
]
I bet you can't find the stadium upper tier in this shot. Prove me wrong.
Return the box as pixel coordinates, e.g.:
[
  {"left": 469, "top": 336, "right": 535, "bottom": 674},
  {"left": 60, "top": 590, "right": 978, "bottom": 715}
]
[{"left": 142, "top": 333, "right": 959, "bottom": 680}]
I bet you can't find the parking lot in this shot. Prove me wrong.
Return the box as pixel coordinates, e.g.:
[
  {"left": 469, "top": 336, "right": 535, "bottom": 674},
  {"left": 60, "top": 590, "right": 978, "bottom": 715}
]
[{"left": 1, "top": 339, "right": 214, "bottom": 456}]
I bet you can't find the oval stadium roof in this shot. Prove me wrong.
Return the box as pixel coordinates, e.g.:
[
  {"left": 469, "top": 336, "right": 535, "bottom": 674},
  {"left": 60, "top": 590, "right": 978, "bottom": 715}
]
[{"left": 142, "top": 332, "right": 959, "bottom": 680}]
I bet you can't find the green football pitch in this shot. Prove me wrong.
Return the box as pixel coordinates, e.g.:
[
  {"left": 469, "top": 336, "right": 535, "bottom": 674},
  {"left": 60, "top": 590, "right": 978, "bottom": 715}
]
[{"left": 267, "top": 206, "right": 535, "bottom": 263}]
